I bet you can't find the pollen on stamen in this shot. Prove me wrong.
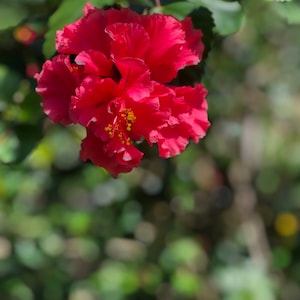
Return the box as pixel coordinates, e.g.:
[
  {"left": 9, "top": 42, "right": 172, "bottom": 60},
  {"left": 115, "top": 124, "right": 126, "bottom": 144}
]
[
  {"left": 126, "top": 124, "right": 132, "bottom": 131},
  {"left": 127, "top": 111, "right": 136, "bottom": 122},
  {"left": 105, "top": 124, "right": 114, "bottom": 138},
  {"left": 121, "top": 108, "right": 136, "bottom": 133},
  {"left": 126, "top": 137, "right": 131, "bottom": 146},
  {"left": 104, "top": 125, "right": 111, "bottom": 131}
]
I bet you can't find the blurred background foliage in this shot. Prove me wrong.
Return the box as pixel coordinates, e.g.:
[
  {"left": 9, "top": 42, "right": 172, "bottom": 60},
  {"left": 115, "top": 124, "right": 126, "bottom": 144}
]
[{"left": 1, "top": 0, "right": 300, "bottom": 299}]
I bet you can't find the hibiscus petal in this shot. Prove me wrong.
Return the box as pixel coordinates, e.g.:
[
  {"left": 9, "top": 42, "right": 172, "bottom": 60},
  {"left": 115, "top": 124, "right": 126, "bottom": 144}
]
[
  {"left": 115, "top": 58, "right": 152, "bottom": 100},
  {"left": 152, "top": 129, "right": 189, "bottom": 158},
  {"left": 56, "top": 6, "right": 110, "bottom": 55},
  {"left": 80, "top": 130, "right": 143, "bottom": 178},
  {"left": 56, "top": 5, "right": 141, "bottom": 56},
  {"left": 141, "top": 14, "right": 185, "bottom": 83},
  {"left": 105, "top": 136, "right": 143, "bottom": 166},
  {"left": 70, "top": 76, "right": 119, "bottom": 127},
  {"left": 172, "top": 84, "right": 210, "bottom": 139},
  {"left": 75, "top": 50, "right": 114, "bottom": 77},
  {"left": 106, "top": 22, "right": 150, "bottom": 60},
  {"left": 151, "top": 84, "right": 210, "bottom": 158},
  {"left": 175, "top": 18, "right": 204, "bottom": 70},
  {"left": 35, "top": 54, "right": 78, "bottom": 125},
  {"left": 128, "top": 83, "right": 174, "bottom": 140}
]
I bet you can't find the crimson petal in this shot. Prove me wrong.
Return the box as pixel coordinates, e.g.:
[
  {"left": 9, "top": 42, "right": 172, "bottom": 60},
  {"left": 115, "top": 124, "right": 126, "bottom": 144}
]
[
  {"left": 80, "top": 130, "right": 143, "bottom": 178},
  {"left": 35, "top": 55, "right": 79, "bottom": 125}
]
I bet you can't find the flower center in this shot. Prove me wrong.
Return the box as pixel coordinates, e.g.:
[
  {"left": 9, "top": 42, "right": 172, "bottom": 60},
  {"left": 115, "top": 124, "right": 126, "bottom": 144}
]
[{"left": 104, "top": 108, "right": 136, "bottom": 145}]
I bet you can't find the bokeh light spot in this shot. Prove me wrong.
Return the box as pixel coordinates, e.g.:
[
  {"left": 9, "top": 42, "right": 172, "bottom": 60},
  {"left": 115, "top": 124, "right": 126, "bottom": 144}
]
[
  {"left": 256, "top": 169, "right": 280, "bottom": 195},
  {"left": 275, "top": 212, "right": 298, "bottom": 237},
  {"left": 272, "top": 246, "right": 292, "bottom": 269},
  {"left": 13, "top": 25, "right": 37, "bottom": 45}
]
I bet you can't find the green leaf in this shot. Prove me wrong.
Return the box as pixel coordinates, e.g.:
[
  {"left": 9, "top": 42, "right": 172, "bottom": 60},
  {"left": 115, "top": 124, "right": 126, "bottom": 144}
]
[
  {"left": 273, "top": 2, "right": 300, "bottom": 24},
  {"left": 163, "top": 0, "right": 244, "bottom": 36},
  {"left": 162, "top": 1, "right": 196, "bottom": 19},
  {"left": 0, "top": 122, "right": 43, "bottom": 164},
  {"left": 43, "top": 0, "right": 86, "bottom": 58},
  {"left": 14, "top": 123, "right": 44, "bottom": 163},
  {"left": 0, "top": 65, "right": 22, "bottom": 103},
  {"left": 43, "top": 0, "right": 114, "bottom": 58},
  {"left": 160, "top": 238, "right": 204, "bottom": 271},
  {"left": 19, "top": 92, "right": 44, "bottom": 124},
  {"left": 205, "top": 0, "right": 244, "bottom": 35},
  {"left": 0, "top": 3, "right": 28, "bottom": 30},
  {"left": 0, "top": 123, "right": 19, "bottom": 164},
  {"left": 171, "top": 268, "right": 202, "bottom": 296}
]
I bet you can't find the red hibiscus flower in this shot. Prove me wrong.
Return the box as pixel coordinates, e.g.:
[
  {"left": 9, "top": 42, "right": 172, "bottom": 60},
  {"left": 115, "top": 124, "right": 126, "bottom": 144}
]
[{"left": 35, "top": 3, "right": 210, "bottom": 177}]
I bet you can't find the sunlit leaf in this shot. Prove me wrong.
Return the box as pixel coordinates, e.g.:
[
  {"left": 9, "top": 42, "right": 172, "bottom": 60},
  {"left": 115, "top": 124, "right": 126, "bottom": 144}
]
[
  {"left": 43, "top": 0, "right": 114, "bottom": 58},
  {"left": 171, "top": 268, "right": 202, "bottom": 296},
  {"left": 95, "top": 261, "right": 139, "bottom": 294},
  {"left": 205, "top": 0, "right": 244, "bottom": 35},
  {"left": 160, "top": 238, "right": 205, "bottom": 271},
  {"left": 0, "top": 124, "right": 19, "bottom": 164},
  {"left": 15, "top": 239, "right": 46, "bottom": 268},
  {"left": 162, "top": 1, "right": 196, "bottom": 19},
  {"left": 273, "top": 2, "right": 300, "bottom": 23},
  {"left": 163, "top": 0, "right": 244, "bottom": 35},
  {"left": 64, "top": 211, "right": 92, "bottom": 235}
]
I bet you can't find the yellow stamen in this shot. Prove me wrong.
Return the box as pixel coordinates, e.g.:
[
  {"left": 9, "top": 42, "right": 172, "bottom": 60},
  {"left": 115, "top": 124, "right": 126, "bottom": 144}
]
[{"left": 104, "top": 107, "right": 136, "bottom": 144}]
